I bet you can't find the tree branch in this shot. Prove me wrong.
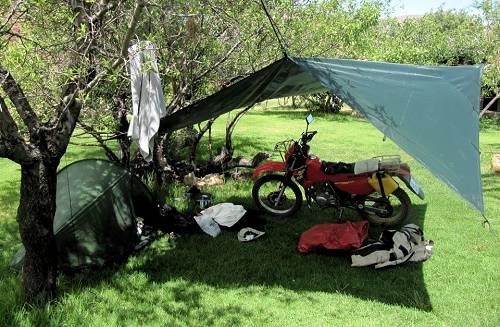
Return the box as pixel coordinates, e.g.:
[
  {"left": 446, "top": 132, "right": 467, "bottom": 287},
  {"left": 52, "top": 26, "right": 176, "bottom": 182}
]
[
  {"left": 0, "top": 0, "right": 25, "bottom": 34},
  {"left": 89, "top": 0, "right": 117, "bottom": 24},
  {"left": 0, "top": 64, "right": 40, "bottom": 139},
  {"left": 479, "top": 94, "right": 499, "bottom": 118},
  {"left": 190, "top": 117, "right": 216, "bottom": 163},
  {"left": 0, "top": 95, "right": 36, "bottom": 163},
  {"left": 224, "top": 105, "right": 253, "bottom": 156},
  {"left": 48, "top": 0, "right": 145, "bottom": 158},
  {"left": 81, "top": 0, "right": 144, "bottom": 93},
  {"left": 77, "top": 121, "right": 120, "bottom": 162},
  {"left": 192, "top": 39, "right": 243, "bottom": 84}
]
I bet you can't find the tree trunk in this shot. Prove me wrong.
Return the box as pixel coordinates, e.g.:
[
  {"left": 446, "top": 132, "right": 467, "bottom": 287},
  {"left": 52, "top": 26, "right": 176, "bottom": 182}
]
[{"left": 17, "top": 159, "right": 58, "bottom": 303}]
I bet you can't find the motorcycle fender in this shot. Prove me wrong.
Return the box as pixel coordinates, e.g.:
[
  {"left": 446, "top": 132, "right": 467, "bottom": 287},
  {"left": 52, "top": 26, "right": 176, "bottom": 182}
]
[
  {"left": 368, "top": 173, "right": 399, "bottom": 195},
  {"left": 252, "top": 161, "right": 286, "bottom": 178},
  {"left": 398, "top": 174, "right": 425, "bottom": 200}
]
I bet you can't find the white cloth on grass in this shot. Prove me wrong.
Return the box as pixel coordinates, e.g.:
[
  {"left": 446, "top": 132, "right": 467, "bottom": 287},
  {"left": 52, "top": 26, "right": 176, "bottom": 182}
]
[
  {"left": 199, "top": 203, "right": 247, "bottom": 227},
  {"left": 194, "top": 214, "right": 221, "bottom": 238},
  {"left": 127, "top": 41, "right": 166, "bottom": 162}
]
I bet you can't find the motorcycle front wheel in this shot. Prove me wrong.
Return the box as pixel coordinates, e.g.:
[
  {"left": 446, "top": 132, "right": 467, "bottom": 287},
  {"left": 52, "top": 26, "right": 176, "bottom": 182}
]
[
  {"left": 252, "top": 174, "right": 303, "bottom": 217},
  {"left": 359, "top": 188, "right": 411, "bottom": 226}
]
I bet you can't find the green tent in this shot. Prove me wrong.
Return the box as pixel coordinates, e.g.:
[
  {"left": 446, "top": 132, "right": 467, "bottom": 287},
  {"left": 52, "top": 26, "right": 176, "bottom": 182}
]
[
  {"left": 160, "top": 56, "right": 484, "bottom": 214},
  {"left": 11, "top": 159, "right": 157, "bottom": 271}
]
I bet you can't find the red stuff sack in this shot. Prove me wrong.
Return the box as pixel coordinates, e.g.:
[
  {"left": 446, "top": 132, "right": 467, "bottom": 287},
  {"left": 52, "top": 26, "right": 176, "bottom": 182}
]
[{"left": 297, "top": 221, "right": 369, "bottom": 253}]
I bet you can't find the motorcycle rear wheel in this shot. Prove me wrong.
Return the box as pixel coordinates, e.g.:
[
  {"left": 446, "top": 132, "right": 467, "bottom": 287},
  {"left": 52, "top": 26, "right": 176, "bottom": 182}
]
[
  {"left": 252, "top": 174, "right": 303, "bottom": 217},
  {"left": 359, "top": 188, "right": 411, "bottom": 226}
]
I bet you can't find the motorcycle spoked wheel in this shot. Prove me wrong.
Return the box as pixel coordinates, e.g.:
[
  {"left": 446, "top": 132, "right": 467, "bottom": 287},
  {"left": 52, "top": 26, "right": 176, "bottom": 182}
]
[
  {"left": 252, "top": 174, "right": 303, "bottom": 217},
  {"left": 359, "top": 188, "right": 411, "bottom": 226}
]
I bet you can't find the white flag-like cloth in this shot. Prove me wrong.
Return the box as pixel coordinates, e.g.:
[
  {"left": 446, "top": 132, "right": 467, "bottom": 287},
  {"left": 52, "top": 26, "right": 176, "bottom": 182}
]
[{"left": 127, "top": 41, "right": 166, "bottom": 162}]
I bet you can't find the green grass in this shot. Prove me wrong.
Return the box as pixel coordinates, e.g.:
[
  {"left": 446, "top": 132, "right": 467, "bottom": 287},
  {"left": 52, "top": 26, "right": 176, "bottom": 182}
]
[{"left": 0, "top": 104, "right": 499, "bottom": 326}]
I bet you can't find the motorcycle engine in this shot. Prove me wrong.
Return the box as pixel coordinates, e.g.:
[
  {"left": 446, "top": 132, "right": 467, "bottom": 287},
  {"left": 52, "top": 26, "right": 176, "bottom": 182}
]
[{"left": 311, "top": 183, "right": 338, "bottom": 207}]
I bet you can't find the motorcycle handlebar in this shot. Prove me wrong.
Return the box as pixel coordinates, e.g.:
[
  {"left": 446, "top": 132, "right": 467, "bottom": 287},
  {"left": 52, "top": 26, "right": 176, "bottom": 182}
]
[{"left": 302, "top": 131, "right": 317, "bottom": 143}]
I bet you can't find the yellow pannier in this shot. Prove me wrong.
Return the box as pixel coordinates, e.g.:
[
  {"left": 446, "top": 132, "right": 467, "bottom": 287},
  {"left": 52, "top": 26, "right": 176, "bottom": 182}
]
[{"left": 368, "top": 173, "right": 399, "bottom": 195}]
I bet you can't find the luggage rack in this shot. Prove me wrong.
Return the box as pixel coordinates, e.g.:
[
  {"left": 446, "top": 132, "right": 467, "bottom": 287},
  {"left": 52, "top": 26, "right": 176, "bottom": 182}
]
[
  {"left": 373, "top": 155, "right": 401, "bottom": 175},
  {"left": 274, "top": 139, "right": 295, "bottom": 162}
]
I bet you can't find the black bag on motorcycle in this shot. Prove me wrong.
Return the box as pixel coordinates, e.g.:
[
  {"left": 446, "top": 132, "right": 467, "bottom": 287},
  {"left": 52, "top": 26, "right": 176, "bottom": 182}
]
[{"left": 321, "top": 161, "right": 354, "bottom": 175}]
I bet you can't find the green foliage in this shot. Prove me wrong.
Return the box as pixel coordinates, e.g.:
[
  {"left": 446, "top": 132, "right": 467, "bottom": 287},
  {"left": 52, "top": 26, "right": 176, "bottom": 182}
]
[
  {"left": 303, "top": 92, "right": 344, "bottom": 114},
  {"left": 367, "top": 5, "right": 499, "bottom": 96},
  {"left": 2, "top": 0, "right": 497, "bottom": 138},
  {"left": 482, "top": 62, "right": 500, "bottom": 97},
  {"left": 480, "top": 115, "right": 500, "bottom": 130},
  {"left": 369, "top": 10, "right": 486, "bottom": 65},
  {"left": 164, "top": 127, "right": 198, "bottom": 161}
]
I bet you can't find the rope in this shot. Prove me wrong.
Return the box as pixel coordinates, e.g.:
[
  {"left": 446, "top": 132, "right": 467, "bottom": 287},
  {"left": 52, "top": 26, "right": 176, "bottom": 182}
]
[
  {"left": 481, "top": 214, "right": 500, "bottom": 243},
  {"left": 260, "top": 0, "right": 289, "bottom": 57}
]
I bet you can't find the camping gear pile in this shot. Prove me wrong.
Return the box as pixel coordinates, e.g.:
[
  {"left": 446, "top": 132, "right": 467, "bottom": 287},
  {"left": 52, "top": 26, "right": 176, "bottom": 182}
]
[
  {"left": 297, "top": 221, "right": 433, "bottom": 268},
  {"left": 12, "top": 34, "right": 481, "bottom": 273},
  {"left": 9, "top": 160, "right": 265, "bottom": 272},
  {"left": 9, "top": 159, "right": 433, "bottom": 273}
]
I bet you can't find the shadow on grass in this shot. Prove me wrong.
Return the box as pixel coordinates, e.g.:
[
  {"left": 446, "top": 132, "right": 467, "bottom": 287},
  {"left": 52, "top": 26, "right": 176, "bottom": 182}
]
[
  {"left": 47, "top": 194, "right": 429, "bottom": 312},
  {"left": 101, "top": 278, "right": 254, "bottom": 325},
  {"left": 0, "top": 178, "right": 25, "bottom": 327},
  {"left": 2, "top": 194, "right": 431, "bottom": 326},
  {"left": 130, "top": 198, "right": 431, "bottom": 311},
  {"left": 482, "top": 172, "right": 499, "bottom": 194},
  {"left": 482, "top": 172, "right": 499, "bottom": 208},
  {"left": 2, "top": 155, "right": 432, "bottom": 324},
  {"left": 17, "top": 195, "right": 428, "bottom": 320}
]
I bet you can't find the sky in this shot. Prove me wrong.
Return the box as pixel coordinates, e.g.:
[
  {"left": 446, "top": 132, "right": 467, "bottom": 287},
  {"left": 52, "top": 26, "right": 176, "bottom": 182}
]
[{"left": 390, "top": 0, "right": 479, "bottom": 17}]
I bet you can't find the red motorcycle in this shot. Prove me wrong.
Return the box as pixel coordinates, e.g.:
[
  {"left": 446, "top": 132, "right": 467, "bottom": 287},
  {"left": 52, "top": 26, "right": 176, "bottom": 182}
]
[{"left": 252, "top": 115, "right": 424, "bottom": 226}]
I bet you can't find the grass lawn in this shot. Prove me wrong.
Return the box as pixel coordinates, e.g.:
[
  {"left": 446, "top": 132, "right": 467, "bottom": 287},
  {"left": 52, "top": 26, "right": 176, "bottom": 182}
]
[{"left": 0, "top": 104, "right": 499, "bottom": 326}]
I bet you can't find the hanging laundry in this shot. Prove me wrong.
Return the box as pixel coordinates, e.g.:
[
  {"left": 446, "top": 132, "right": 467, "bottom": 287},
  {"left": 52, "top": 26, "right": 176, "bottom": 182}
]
[
  {"left": 351, "top": 224, "right": 434, "bottom": 268},
  {"left": 128, "top": 41, "right": 167, "bottom": 162}
]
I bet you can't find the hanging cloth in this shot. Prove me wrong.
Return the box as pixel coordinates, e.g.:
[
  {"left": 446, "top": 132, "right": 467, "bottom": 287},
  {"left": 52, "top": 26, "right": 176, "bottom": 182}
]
[{"left": 127, "top": 41, "right": 167, "bottom": 162}]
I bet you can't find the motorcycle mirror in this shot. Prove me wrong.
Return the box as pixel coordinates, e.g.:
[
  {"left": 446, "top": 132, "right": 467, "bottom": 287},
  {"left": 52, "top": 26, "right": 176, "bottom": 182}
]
[{"left": 306, "top": 114, "right": 313, "bottom": 125}]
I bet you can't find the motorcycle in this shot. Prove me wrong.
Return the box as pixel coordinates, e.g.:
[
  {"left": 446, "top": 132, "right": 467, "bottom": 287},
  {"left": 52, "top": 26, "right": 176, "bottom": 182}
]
[{"left": 252, "top": 114, "right": 424, "bottom": 226}]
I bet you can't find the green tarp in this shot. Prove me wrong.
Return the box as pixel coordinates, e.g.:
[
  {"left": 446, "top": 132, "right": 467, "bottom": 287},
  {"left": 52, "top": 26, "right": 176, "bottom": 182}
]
[
  {"left": 160, "top": 56, "right": 483, "bottom": 213},
  {"left": 11, "top": 159, "right": 156, "bottom": 271}
]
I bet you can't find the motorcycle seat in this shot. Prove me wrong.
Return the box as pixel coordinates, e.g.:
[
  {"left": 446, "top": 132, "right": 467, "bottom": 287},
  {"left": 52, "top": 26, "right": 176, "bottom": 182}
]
[{"left": 321, "top": 161, "right": 355, "bottom": 175}]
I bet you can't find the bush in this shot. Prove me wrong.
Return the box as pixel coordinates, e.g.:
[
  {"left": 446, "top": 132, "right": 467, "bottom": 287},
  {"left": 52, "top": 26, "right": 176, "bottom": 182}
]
[{"left": 302, "top": 92, "right": 344, "bottom": 113}]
